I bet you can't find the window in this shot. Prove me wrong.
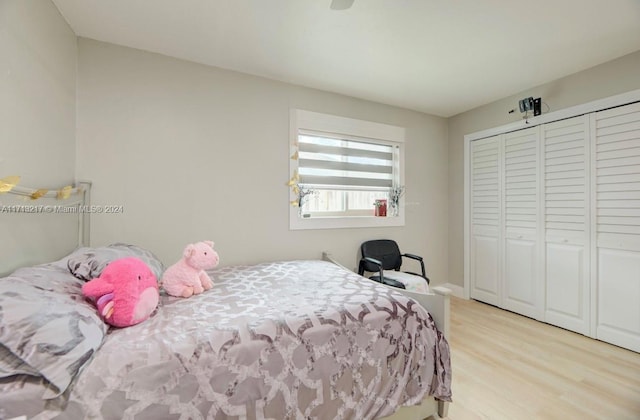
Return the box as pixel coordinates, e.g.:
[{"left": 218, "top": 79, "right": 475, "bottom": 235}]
[{"left": 289, "top": 109, "right": 405, "bottom": 230}]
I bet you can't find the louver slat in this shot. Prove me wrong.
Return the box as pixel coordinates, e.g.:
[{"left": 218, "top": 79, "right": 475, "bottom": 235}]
[
  {"left": 471, "top": 137, "right": 500, "bottom": 227},
  {"left": 504, "top": 130, "right": 537, "bottom": 230},
  {"left": 596, "top": 104, "right": 640, "bottom": 239},
  {"left": 543, "top": 118, "right": 587, "bottom": 232}
]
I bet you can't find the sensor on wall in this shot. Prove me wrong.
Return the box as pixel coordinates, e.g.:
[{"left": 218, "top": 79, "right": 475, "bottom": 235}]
[
  {"left": 517, "top": 96, "right": 542, "bottom": 116},
  {"left": 518, "top": 98, "right": 533, "bottom": 113},
  {"left": 533, "top": 98, "right": 542, "bottom": 116}
]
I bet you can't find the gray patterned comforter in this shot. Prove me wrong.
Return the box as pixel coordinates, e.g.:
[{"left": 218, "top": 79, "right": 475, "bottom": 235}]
[{"left": 1, "top": 260, "right": 451, "bottom": 420}]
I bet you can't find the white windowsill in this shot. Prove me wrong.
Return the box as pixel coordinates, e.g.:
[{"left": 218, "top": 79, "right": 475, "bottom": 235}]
[{"left": 289, "top": 209, "right": 405, "bottom": 230}]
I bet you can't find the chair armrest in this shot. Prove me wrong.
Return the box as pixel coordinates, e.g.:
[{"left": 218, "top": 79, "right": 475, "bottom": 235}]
[
  {"left": 401, "top": 253, "right": 427, "bottom": 281},
  {"left": 403, "top": 271, "right": 430, "bottom": 285},
  {"left": 359, "top": 257, "right": 386, "bottom": 283},
  {"left": 364, "top": 256, "right": 383, "bottom": 266},
  {"left": 359, "top": 256, "right": 382, "bottom": 274},
  {"left": 402, "top": 253, "right": 423, "bottom": 261}
]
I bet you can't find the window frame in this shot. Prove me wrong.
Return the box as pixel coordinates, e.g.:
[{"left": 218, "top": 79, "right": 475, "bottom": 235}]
[{"left": 289, "top": 109, "right": 405, "bottom": 230}]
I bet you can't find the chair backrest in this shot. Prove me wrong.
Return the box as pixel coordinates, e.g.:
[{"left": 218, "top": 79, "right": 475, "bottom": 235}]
[{"left": 360, "top": 240, "right": 402, "bottom": 272}]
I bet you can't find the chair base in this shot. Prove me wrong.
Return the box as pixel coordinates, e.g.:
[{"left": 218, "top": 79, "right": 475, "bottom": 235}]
[{"left": 369, "top": 275, "right": 406, "bottom": 289}]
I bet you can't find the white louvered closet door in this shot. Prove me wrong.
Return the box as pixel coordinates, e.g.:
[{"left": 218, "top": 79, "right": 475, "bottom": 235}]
[
  {"left": 470, "top": 135, "right": 501, "bottom": 306},
  {"left": 542, "top": 116, "right": 590, "bottom": 335},
  {"left": 593, "top": 102, "right": 640, "bottom": 353},
  {"left": 502, "top": 127, "right": 541, "bottom": 319}
]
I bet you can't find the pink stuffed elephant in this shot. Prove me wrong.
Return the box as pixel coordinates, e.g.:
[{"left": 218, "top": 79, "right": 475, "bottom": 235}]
[
  {"left": 82, "top": 257, "right": 159, "bottom": 328},
  {"left": 161, "top": 241, "right": 220, "bottom": 298}
]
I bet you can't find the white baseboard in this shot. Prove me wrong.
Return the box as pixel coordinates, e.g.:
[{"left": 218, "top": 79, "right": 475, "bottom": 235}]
[{"left": 439, "top": 282, "right": 465, "bottom": 299}]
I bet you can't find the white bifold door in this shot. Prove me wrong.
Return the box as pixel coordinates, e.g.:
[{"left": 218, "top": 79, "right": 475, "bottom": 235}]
[
  {"left": 470, "top": 136, "right": 501, "bottom": 306},
  {"left": 470, "top": 126, "right": 542, "bottom": 319},
  {"left": 542, "top": 116, "right": 590, "bottom": 335},
  {"left": 593, "top": 102, "right": 640, "bottom": 352},
  {"left": 502, "top": 128, "right": 541, "bottom": 319}
]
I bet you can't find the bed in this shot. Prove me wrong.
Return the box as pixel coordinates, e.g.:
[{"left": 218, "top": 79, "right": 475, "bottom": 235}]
[{"left": 0, "top": 183, "right": 452, "bottom": 420}]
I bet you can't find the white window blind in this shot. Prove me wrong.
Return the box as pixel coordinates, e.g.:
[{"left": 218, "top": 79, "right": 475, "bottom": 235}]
[{"left": 298, "top": 131, "right": 396, "bottom": 190}]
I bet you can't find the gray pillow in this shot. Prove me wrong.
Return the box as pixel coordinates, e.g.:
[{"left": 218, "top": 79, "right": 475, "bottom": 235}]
[
  {"left": 0, "top": 263, "right": 108, "bottom": 398},
  {"left": 0, "top": 343, "right": 40, "bottom": 378},
  {"left": 67, "top": 243, "right": 165, "bottom": 282}
]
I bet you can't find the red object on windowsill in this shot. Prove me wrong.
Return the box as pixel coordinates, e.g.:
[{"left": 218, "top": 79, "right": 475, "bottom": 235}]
[{"left": 374, "top": 199, "right": 387, "bottom": 217}]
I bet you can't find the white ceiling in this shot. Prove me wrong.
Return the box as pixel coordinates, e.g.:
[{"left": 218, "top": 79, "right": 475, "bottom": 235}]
[{"left": 52, "top": 0, "right": 640, "bottom": 117}]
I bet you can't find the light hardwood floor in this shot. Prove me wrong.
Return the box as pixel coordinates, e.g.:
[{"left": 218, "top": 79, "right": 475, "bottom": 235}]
[{"left": 437, "top": 297, "right": 640, "bottom": 420}]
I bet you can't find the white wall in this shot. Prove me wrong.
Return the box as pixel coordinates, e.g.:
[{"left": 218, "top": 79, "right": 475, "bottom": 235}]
[
  {"left": 0, "top": 0, "right": 76, "bottom": 186},
  {"left": 0, "top": 0, "right": 77, "bottom": 273},
  {"left": 447, "top": 50, "right": 640, "bottom": 288},
  {"left": 76, "top": 38, "right": 450, "bottom": 282}
]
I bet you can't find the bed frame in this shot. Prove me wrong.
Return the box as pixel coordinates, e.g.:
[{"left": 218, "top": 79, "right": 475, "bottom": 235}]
[{"left": 322, "top": 252, "right": 451, "bottom": 419}]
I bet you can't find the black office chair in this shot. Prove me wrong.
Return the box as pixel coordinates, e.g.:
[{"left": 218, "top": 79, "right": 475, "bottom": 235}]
[{"left": 358, "top": 239, "right": 430, "bottom": 290}]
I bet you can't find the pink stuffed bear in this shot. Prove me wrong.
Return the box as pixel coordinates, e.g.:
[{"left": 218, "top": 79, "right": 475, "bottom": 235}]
[
  {"left": 82, "top": 257, "right": 159, "bottom": 328},
  {"left": 161, "top": 241, "right": 219, "bottom": 298}
]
